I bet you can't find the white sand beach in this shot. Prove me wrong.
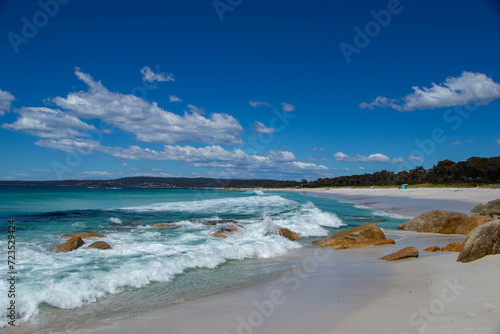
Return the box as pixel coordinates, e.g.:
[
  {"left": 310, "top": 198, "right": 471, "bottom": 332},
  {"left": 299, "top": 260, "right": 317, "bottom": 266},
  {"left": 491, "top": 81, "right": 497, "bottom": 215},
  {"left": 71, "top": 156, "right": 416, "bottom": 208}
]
[
  {"left": 70, "top": 188, "right": 500, "bottom": 334},
  {"left": 293, "top": 187, "right": 500, "bottom": 205},
  {"left": 279, "top": 187, "right": 500, "bottom": 218}
]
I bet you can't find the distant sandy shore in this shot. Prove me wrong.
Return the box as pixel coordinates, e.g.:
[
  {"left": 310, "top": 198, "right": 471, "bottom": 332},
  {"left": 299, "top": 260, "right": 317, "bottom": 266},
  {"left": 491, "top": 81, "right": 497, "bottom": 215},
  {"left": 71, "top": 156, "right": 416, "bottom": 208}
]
[
  {"left": 292, "top": 187, "right": 500, "bottom": 204},
  {"left": 269, "top": 187, "right": 500, "bottom": 218},
  {"left": 71, "top": 189, "right": 500, "bottom": 334}
]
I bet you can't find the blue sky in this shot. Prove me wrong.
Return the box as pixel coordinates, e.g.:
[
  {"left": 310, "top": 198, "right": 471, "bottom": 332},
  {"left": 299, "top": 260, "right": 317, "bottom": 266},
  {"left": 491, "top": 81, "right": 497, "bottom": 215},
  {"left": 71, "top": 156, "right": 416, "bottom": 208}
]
[{"left": 0, "top": 0, "right": 499, "bottom": 181}]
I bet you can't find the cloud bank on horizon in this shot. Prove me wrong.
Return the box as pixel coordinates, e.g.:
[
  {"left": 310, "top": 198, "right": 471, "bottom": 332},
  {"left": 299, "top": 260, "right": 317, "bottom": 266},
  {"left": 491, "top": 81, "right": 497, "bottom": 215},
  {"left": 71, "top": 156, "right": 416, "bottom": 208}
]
[
  {"left": 334, "top": 152, "right": 402, "bottom": 164},
  {"left": 360, "top": 72, "right": 500, "bottom": 111}
]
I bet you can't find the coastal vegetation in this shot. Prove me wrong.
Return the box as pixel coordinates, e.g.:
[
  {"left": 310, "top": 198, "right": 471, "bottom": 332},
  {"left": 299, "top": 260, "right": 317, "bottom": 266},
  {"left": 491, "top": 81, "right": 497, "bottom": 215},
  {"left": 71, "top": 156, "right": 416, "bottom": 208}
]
[{"left": 304, "top": 156, "right": 500, "bottom": 188}]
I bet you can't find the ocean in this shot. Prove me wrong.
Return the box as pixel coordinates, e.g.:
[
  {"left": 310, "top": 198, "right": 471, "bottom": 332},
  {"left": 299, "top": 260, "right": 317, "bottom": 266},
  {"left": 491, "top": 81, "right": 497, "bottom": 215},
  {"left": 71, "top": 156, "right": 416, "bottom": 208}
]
[{"left": 0, "top": 186, "right": 408, "bottom": 332}]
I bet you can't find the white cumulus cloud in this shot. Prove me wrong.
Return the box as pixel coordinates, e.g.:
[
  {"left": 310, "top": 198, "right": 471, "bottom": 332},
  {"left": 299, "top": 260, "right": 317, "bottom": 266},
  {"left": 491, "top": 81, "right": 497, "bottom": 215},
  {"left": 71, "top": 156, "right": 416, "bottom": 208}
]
[
  {"left": 311, "top": 147, "right": 326, "bottom": 152},
  {"left": 281, "top": 102, "right": 295, "bottom": 112},
  {"left": 267, "top": 150, "right": 296, "bottom": 162},
  {"left": 187, "top": 104, "right": 206, "bottom": 115},
  {"left": 52, "top": 68, "right": 243, "bottom": 145},
  {"left": 408, "top": 156, "right": 424, "bottom": 162},
  {"left": 360, "top": 72, "right": 500, "bottom": 111},
  {"left": 169, "top": 95, "right": 182, "bottom": 102},
  {"left": 2, "top": 107, "right": 96, "bottom": 139},
  {"left": 83, "top": 171, "right": 112, "bottom": 176},
  {"left": 253, "top": 121, "right": 275, "bottom": 134},
  {"left": 140, "top": 66, "right": 174, "bottom": 83},
  {"left": 249, "top": 100, "right": 271, "bottom": 108},
  {"left": 0, "top": 90, "right": 14, "bottom": 115},
  {"left": 334, "top": 152, "right": 402, "bottom": 164},
  {"left": 100, "top": 144, "right": 327, "bottom": 175},
  {"left": 35, "top": 138, "right": 102, "bottom": 153}
]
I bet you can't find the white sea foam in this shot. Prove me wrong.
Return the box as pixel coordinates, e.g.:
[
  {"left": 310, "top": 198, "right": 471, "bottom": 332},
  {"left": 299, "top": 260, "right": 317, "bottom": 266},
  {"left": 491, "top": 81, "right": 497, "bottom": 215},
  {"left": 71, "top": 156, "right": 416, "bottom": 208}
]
[
  {"left": 353, "top": 204, "right": 411, "bottom": 220},
  {"left": 269, "top": 202, "right": 345, "bottom": 237},
  {"left": 109, "top": 217, "right": 123, "bottom": 224},
  {"left": 71, "top": 221, "right": 86, "bottom": 228},
  {"left": 0, "top": 195, "right": 344, "bottom": 327},
  {"left": 121, "top": 195, "right": 294, "bottom": 216}
]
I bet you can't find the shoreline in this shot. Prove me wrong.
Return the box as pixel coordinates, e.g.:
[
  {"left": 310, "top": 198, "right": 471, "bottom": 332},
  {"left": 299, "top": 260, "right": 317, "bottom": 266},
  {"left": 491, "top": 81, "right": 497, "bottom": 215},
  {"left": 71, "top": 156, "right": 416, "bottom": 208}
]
[
  {"left": 269, "top": 187, "right": 500, "bottom": 204},
  {"left": 71, "top": 232, "right": 499, "bottom": 334},
  {"left": 269, "top": 187, "right": 500, "bottom": 218},
  {"left": 65, "top": 188, "right": 500, "bottom": 334}
]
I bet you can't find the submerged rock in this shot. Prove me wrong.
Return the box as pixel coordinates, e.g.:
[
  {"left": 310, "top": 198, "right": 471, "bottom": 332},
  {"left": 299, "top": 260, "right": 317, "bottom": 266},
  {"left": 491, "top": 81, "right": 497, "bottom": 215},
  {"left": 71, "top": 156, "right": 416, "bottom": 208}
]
[
  {"left": 398, "top": 210, "right": 467, "bottom": 234},
  {"left": 202, "top": 219, "right": 239, "bottom": 226},
  {"left": 458, "top": 220, "right": 500, "bottom": 263},
  {"left": 88, "top": 241, "right": 112, "bottom": 250},
  {"left": 277, "top": 227, "right": 301, "bottom": 241},
  {"left": 52, "top": 236, "right": 85, "bottom": 253},
  {"left": 151, "top": 223, "right": 180, "bottom": 228},
  {"left": 120, "top": 229, "right": 132, "bottom": 233},
  {"left": 122, "top": 222, "right": 148, "bottom": 226},
  {"left": 441, "top": 241, "right": 464, "bottom": 252},
  {"left": 212, "top": 224, "right": 243, "bottom": 238},
  {"left": 378, "top": 246, "right": 419, "bottom": 261},
  {"left": 61, "top": 233, "right": 106, "bottom": 239},
  {"left": 312, "top": 224, "right": 395, "bottom": 249}
]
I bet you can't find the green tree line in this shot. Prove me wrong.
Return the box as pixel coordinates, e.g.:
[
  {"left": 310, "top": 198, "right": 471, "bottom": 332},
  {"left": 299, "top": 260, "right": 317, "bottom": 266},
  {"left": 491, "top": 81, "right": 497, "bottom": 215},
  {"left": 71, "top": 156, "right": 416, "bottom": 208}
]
[{"left": 304, "top": 156, "right": 500, "bottom": 188}]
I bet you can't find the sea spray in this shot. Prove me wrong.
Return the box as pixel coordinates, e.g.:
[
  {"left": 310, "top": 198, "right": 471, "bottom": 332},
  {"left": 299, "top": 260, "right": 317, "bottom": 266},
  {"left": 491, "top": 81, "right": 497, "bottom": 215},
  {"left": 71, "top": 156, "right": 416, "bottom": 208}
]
[
  {"left": 0, "top": 191, "right": 345, "bottom": 328},
  {"left": 109, "top": 217, "right": 123, "bottom": 224},
  {"left": 0, "top": 187, "right": 408, "bottom": 330}
]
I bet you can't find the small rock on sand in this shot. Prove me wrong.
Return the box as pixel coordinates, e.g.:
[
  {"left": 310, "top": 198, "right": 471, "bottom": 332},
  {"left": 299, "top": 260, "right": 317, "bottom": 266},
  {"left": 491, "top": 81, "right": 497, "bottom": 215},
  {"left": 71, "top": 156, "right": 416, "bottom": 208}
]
[{"left": 378, "top": 246, "right": 419, "bottom": 261}]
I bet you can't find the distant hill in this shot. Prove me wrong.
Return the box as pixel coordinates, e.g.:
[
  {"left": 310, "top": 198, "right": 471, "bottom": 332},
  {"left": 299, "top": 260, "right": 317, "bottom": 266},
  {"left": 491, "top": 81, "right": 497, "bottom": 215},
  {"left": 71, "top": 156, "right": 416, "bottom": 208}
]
[{"left": 0, "top": 177, "right": 299, "bottom": 189}]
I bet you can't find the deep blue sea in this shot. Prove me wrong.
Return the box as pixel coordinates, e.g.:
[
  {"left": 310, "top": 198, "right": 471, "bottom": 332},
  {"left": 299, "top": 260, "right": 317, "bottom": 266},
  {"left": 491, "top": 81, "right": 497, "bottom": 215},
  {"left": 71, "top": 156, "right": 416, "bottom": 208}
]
[{"left": 0, "top": 186, "right": 408, "bottom": 332}]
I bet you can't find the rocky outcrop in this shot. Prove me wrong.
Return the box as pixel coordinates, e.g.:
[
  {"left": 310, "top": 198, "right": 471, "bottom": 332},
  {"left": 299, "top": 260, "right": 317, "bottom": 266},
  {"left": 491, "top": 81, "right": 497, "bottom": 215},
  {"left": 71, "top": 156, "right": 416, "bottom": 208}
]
[
  {"left": 88, "top": 241, "right": 112, "bottom": 249},
  {"left": 435, "top": 215, "right": 469, "bottom": 234},
  {"left": 441, "top": 241, "right": 464, "bottom": 252},
  {"left": 202, "top": 219, "right": 239, "bottom": 226},
  {"left": 458, "top": 220, "right": 500, "bottom": 263},
  {"left": 312, "top": 224, "right": 395, "bottom": 249},
  {"left": 152, "top": 223, "right": 180, "bottom": 228},
  {"left": 120, "top": 229, "right": 132, "bottom": 233},
  {"left": 423, "top": 246, "right": 441, "bottom": 252},
  {"left": 212, "top": 224, "right": 243, "bottom": 238},
  {"left": 399, "top": 210, "right": 467, "bottom": 234},
  {"left": 470, "top": 199, "right": 500, "bottom": 217},
  {"left": 470, "top": 204, "right": 484, "bottom": 215},
  {"left": 122, "top": 222, "right": 147, "bottom": 226},
  {"left": 52, "top": 236, "right": 85, "bottom": 253},
  {"left": 455, "top": 215, "right": 494, "bottom": 235},
  {"left": 277, "top": 227, "right": 301, "bottom": 241},
  {"left": 61, "top": 233, "right": 106, "bottom": 239},
  {"left": 422, "top": 242, "right": 464, "bottom": 252},
  {"left": 378, "top": 246, "right": 419, "bottom": 261}
]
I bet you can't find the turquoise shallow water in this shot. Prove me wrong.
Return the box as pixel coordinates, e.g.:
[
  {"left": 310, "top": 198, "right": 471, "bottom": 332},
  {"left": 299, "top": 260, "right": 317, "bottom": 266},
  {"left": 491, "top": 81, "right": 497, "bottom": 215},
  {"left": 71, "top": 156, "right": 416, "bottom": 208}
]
[{"left": 0, "top": 186, "right": 407, "bottom": 332}]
